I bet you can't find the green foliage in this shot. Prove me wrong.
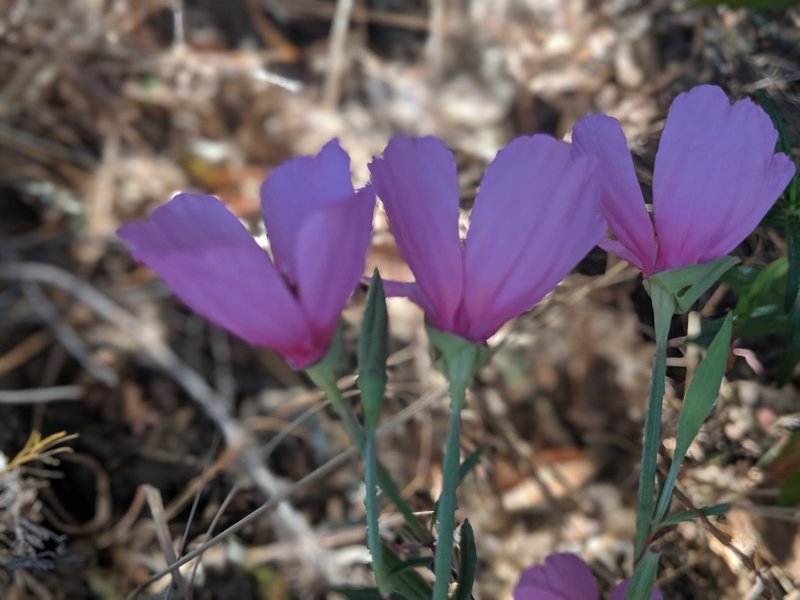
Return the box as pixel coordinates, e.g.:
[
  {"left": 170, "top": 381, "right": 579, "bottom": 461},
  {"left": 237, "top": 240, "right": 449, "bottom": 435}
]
[
  {"left": 453, "top": 520, "right": 478, "bottom": 600},
  {"left": 761, "top": 93, "right": 800, "bottom": 382},
  {"left": 647, "top": 256, "right": 738, "bottom": 313},
  {"left": 625, "top": 551, "right": 661, "bottom": 600},
  {"left": 696, "top": 258, "right": 788, "bottom": 343},
  {"left": 658, "top": 503, "right": 733, "bottom": 528},
  {"left": 654, "top": 315, "right": 734, "bottom": 523},
  {"left": 359, "top": 269, "right": 389, "bottom": 432},
  {"left": 383, "top": 543, "right": 435, "bottom": 600}
]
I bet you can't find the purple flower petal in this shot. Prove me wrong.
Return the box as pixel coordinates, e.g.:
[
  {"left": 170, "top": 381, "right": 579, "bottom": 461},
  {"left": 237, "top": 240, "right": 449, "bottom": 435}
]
[
  {"left": 607, "top": 579, "right": 663, "bottom": 600},
  {"left": 260, "top": 139, "right": 355, "bottom": 283},
  {"left": 118, "top": 194, "right": 315, "bottom": 362},
  {"left": 295, "top": 185, "right": 375, "bottom": 338},
  {"left": 369, "top": 136, "right": 465, "bottom": 332},
  {"left": 653, "top": 84, "right": 795, "bottom": 271},
  {"left": 462, "top": 135, "right": 604, "bottom": 341},
  {"left": 572, "top": 114, "right": 656, "bottom": 274},
  {"left": 514, "top": 553, "right": 600, "bottom": 600}
]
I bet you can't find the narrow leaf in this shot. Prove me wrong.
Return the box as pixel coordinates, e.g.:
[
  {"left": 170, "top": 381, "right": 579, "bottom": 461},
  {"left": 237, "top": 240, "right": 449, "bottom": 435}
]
[
  {"left": 654, "top": 314, "right": 733, "bottom": 524},
  {"left": 648, "top": 256, "right": 738, "bottom": 313},
  {"left": 624, "top": 551, "right": 660, "bottom": 600},
  {"left": 453, "top": 520, "right": 478, "bottom": 600},
  {"left": 657, "top": 502, "right": 732, "bottom": 528},
  {"left": 383, "top": 542, "right": 433, "bottom": 600},
  {"left": 359, "top": 269, "right": 388, "bottom": 432}
]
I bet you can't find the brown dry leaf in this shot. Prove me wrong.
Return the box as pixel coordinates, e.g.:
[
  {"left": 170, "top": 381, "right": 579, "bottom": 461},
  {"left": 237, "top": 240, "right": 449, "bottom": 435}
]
[{"left": 502, "top": 448, "right": 597, "bottom": 512}]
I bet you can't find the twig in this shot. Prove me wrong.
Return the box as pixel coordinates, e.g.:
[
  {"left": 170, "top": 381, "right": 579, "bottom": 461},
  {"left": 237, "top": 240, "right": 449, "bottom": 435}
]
[
  {"left": 143, "top": 485, "right": 189, "bottom": 598},
  {"left": 281, "top": 0, "right": 429, "bottom": 31},
  {"left": 188, "top": 481, "right": 242, "bottom": 590},
  {"left": 424, "top": 0, "right": 446, "bottom": 78},
  {"left": 126, "top": 382, "right": 446, "bottom": 599},
  {"left": 22, "top": 282, "right": 118, "bottom": 386},
  {"left": 0, "top": 386, "right": 84, "bottom": 404},
  {"left": 658, "top": 448, "right": 782, "bottom": 599},
  {"left": 322, "top": 0, "right": 354, "bottom": 108},
  {"left": 0, "top": 330, "right": 53, "bottom": 377},
  {"left": 0, "top": 262, "right": 332, "bottom": 584}
]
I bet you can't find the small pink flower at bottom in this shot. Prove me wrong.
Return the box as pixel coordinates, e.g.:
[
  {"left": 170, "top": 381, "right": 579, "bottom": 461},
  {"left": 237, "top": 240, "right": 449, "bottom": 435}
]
[
  {"left": 118, "top": 140, "right": 375, "bottom": 369},
  {"left": 514, "top": 553, "right": 662, "bottom": 600},
  {"left": 572, "top": 84, "right": 795, "bottom": 277}
]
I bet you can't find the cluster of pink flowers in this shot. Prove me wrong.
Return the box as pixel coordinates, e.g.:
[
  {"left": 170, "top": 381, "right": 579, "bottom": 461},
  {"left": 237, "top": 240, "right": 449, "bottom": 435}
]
[
  {"left": 120, "top": 85, "right": 793, "bottom": 370},
  {"left": 119, "top": 85, "right": 794, "bottom": 596}
]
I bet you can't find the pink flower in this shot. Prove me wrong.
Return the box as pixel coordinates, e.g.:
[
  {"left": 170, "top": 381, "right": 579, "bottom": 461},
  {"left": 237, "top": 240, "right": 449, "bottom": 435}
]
[
  {"left": 369, "top": 135, "right": 604, "bottom": 342},
  {"left": 572, "top": 85, "right": 795, "bottom": 276},
  {"left": 118, "top": 140, "right": 374, "bottom": 369},
  {"left": 514, "top": 553, "right": 662, "bottom": 600}
]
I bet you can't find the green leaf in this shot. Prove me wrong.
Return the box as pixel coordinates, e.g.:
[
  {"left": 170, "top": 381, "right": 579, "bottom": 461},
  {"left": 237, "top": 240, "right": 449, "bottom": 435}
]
[
  {"left": 657, "top": 502, "right": 732, "bottom": 528},
  {"left": 624, "top": 550, "right": 660, "bottom": 600},
  {"left": 453, "top": 520, "right": 478, "bottom": 600},
  {"left": 359, "top": 269, "right": 389, "bottom": 432},
  {"left": 383, "top": 543, "right": 433, "bottom": 600},
  {"left": 648, "top": 256, "right": 739, "bottom": 313},
  {"left": 722, "top": 264, "right": 764, "bottom": 296},
  {"left": 732, "top": 258, "right": 787, "bottom": 318},
  {"left": 654, "top": 314, "right": 733, "bottom": 524}
]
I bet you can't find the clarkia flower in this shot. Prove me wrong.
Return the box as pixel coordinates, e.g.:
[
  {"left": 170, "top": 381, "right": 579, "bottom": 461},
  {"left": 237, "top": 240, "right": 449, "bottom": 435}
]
[
  {"left": 369, "top": 135, "right": 604, "bottom": 342},
  {"left": 118, "top": 140, "right": 374, "bottom": 369},
  {"left": 572, "top": 85, "right": 795, "bottom": 276},
  {"left": 514, "top": 553, "right": 663, "bottom": 600}
]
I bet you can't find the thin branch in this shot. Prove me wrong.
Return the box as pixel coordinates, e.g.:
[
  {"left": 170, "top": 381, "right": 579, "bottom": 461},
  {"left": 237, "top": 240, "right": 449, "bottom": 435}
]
[{"left": 0, "top": 386, "right": 84, "bottom": 404}]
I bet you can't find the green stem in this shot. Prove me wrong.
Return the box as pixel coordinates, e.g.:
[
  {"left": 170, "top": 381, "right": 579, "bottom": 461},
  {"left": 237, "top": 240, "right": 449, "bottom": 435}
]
[
  {"left": 432, "top": 381, "right": 466, "bottom": 600},
  {"left": 364, "top": 431, "right": 387, "bottom": 592},
  {"left": 432, "top": 350, "right": 476, "bottom": 600},
  {"left": 634, "top": 282, "right": 675, "bottom": 557}
]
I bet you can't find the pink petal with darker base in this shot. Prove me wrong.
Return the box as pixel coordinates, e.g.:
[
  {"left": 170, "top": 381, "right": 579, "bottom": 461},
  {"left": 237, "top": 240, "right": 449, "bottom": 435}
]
[
  {"left": 462, "top": 135, "right": 604, "bottom": 341},
  {"left": 369, "top": 136, "right": 465, "bottom": 332},
  {"left": 652, "top": 85, "right": 795, "bottom": 271},
  {"left": 117, "top": 194, "right": 314, "bottom": 363},
  {"left": 120, "top": 142, "right": 374, "bottom": 369}
]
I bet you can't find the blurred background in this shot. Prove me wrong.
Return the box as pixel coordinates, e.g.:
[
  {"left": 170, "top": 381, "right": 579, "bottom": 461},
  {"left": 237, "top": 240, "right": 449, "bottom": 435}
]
[{"left": 1, "top": 0, "right": 799, "bottom": 598}]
